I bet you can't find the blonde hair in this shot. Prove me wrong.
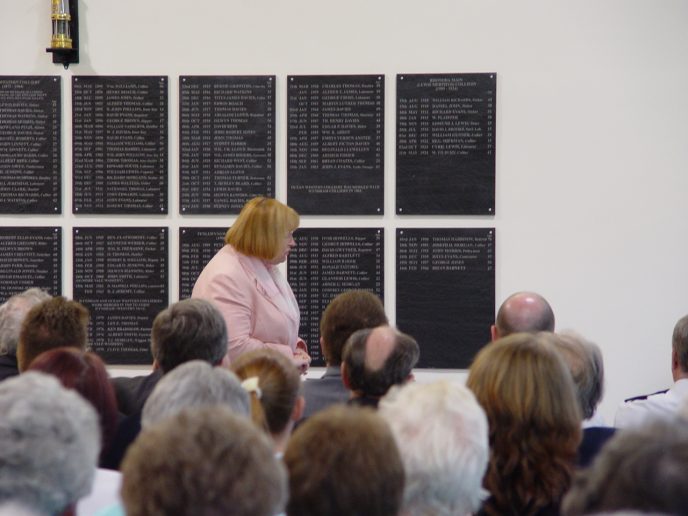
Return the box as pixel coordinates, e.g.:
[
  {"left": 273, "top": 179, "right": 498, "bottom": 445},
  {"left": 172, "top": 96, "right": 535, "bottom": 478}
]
[
  {"left": 225, "top": 197, "right": 299, "bottom": 260},
  {"left": 466, "top": 332, "right": 582, "bottom": 516},
  {"left": 231, "top": 349, "right": 301, "bottom": 436}
]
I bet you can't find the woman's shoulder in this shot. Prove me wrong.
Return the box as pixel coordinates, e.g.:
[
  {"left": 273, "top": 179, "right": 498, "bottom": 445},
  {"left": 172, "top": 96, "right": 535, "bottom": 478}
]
[{"left": 194, "top": 245, "right": 251, "bottom": 291}]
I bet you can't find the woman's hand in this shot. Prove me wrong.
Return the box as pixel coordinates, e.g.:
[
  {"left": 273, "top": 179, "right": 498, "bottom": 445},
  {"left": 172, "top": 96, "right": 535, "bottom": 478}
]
[{"left": 294, "top": 348, "right": 311, "bottom": 375}]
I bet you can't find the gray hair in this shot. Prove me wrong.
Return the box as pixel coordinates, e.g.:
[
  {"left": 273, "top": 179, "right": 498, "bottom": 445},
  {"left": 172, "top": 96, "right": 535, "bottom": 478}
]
[
  {"left": 562, "top": 418, "right": 688, "bottom": 515},
  {"left": 0, "top": 372, "right": 100, "bottom": 514},
  {"left": 553, "top": 331, "right": 604, "bottom": 419},
  {"left": 379, "top": 381, "right": 489, "bottom": 516},
  {"left": 672, "top": 314, "right": 688, "bottom": 373},
  {"left": 142, "top": 360, "right": 249, "bottom": 428},
  {"left": 0, "top": 289, "right": 51, "bottom": 356},
  {"left": 151, "top": 299, "right": 228, "bottom": 373}
]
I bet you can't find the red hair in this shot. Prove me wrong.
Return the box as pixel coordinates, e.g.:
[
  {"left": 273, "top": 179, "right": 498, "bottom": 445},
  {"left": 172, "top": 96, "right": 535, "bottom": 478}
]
[{"left": 29, "top": 347, "right": 118, "bottom": 465}]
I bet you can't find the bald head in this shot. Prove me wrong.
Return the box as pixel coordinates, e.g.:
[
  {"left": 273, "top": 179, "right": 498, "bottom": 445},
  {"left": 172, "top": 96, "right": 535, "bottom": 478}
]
[
  {"left": 493, "top": 292, "right": 554, "bottom": 339},
  {"left": 342, "top": 326, "right": 420, "bottom": 398},
  {"left": 365, "top": 326, "right": 398, "bottom": 370}
]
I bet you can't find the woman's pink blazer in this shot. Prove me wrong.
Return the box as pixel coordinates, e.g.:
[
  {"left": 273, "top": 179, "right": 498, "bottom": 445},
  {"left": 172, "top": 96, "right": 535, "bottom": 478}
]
[{"left": 192, "top": 245, "right": 302, "bottom": 363}]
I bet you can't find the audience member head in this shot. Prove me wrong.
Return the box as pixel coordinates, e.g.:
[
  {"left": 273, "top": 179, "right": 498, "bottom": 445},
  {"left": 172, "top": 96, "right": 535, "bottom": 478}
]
[
  {"left": 0, "top": 503, "right": 43, "bottom": 516},
  {"left": 671, "top": 314, "right": 688, "bottom": 380},
  {"left": 231, "top": 349, "right": 303, "bottom": 452},
  {"left": 0, "top": 372, "right": 100, "bottom": 515},
  {"left": 552, "top": 331, "right": 605, "bottom": 420},
  {"left": 121, "top": 406, "right": 287, "bottom": 516},
  {"left": 562, "top": 418, "right": 688, "bottom": 515},
  {"left": 0, "top": 288, "right": 51, "bottom": 357},
  {"left": 319, "top": 290, "right": 388, "bottom": 366},
  {"left": 16, "top": 296, "right": 89, "bottom": 371},
  {"left": 379, "top": 381, "right": 489, "bottom": 516},
  {"left": 151, "top": 298, "right": 228, "bottom": 373},
  {"left": 225, "top": 196, "right": 299, "bottom": 261},
  {"left": 284, "top": 405, "right": 404, "bottom": 516},
  {"left": 492, "top": 291, "right": 555, "bottom": 340},
  {"left": 27, "top": 347, "right": 118, "bottom": 466},
  {"left": 141, "top": 360, "right": 249, "bottom": 429},
  {"left": 342, "top": 325, "right": 419, "bottom": 399},
  {"left": 466, "top": 332, "right": 581, "bottom": 515}
]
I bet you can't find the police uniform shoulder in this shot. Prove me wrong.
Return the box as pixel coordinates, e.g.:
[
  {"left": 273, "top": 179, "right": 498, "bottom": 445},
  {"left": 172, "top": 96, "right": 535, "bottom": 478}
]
[{"left": 624, "top": 388, "right": 669, "bottom": 403}]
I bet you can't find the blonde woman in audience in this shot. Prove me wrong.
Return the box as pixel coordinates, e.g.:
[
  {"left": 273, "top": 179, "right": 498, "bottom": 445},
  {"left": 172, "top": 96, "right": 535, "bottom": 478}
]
[
  {"left": 467, "top": 332, "right": 582, "bottom": 516},
  {"left": 231, "top": 349, "right": 304, "bottom": 454}
]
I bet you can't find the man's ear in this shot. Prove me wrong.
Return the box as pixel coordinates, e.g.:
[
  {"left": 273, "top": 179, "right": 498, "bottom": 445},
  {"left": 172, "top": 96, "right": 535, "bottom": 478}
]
[
  {"left": 490, "top": 324, "right": 499, "bottom": 342},
  {"left": 341, "top": 362, "right": 351, "bottom": 390},
  {"left": 291, "top": 395, "right": 305, "bottom": 422},
  {"left": 152, "top": 358, "right": 161, "bottom": 371},
  {"left": 405, "top": 372, "right": 415, "bottom": 383}
]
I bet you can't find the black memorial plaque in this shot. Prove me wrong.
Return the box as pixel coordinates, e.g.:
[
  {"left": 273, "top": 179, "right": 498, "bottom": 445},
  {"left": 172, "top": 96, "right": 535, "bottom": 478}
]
[
  {"left": 179, "top": 76, "right": 275, "bottom": 214},
  {"left": 287, "top": 75, "right": 384, "bottom": 215},
  {"left": 397, "top": 73, "right": 496, "bottom": 215},
  {"left": 0, "top": 77, "right": 61, "bottom": 213},
  {"left": 72, "top": 76, "right": 168, "bottom": 214},
  {"left": 396, "top": 228, "right": 494, "bottom": 368},
  {"left": 0, "top": 227, "right": 61, "bottom": 302},
  {"left": 287, "top": 228, "right": 384, "bottom": 365},
  {"left": 178, "top": 227, "right": 225, "bottom": 300},
  {"left": 73, "top": 227, "right": 168, "bottom": 364}
]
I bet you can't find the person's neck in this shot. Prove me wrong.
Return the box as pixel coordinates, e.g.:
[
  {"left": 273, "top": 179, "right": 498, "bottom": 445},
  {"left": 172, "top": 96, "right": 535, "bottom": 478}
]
[{"left": 271, "top": 426, "right": 293, "bottom": 455}]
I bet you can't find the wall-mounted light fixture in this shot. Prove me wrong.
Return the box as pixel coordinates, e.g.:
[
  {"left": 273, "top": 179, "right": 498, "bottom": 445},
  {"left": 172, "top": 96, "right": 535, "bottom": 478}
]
[{"left": 46, "top": 0, "right": 79, "bottom": 68}]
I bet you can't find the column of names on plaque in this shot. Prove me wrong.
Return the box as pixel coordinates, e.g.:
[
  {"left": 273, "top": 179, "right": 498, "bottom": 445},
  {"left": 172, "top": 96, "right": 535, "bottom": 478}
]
[
  {"left": 396, "top": 228, "right": 494, "bottom": 368},
  {"left": 73, "top": 227, "right": 168, "bottom": 364},
  {"left": 179, "top": 76, "right": 275, "bottom": 214},
  {"left": 0, "top": 228, "right": 61, "bottom": 302},
  {"left": 287, "top": 228, "right": 384, "bottom": 365},
  {"left": 287, "top": 75, "right": 384, "bottom": 214},
  {"left": 72, "top": 76, "right": 168, "bottom": 214},
  {"left": 397, "top": 73, "right": 496, "bottom": 214},
  {"left": 178, "top": 228, "right": 225, "bottom": 299},
  {"left": 0, "top": 77, "right": 61, "bottom": 213}
]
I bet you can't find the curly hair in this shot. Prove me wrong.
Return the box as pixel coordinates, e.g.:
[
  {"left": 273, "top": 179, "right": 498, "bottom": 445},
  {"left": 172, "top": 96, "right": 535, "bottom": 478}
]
[{"left": 466, "top": 333, "right": 582, "bottom": 516}]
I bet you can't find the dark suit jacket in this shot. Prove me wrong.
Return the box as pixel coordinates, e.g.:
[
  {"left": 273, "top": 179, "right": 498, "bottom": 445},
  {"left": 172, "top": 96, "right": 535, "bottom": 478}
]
[
  {"left": 100, "top": 411, "right": 142, "bottom": 471},
  {"left": 0, "top": 354, "right": 19, "bottom": 382},
  {"left": 577, "top": 426, "right": 616, "bottom": 468},
  {"left": 301, "top": 366, "right": 349, "bottom": 419},
  {"left": 112, "top": 370, "right": 162, "bottom": 417}
]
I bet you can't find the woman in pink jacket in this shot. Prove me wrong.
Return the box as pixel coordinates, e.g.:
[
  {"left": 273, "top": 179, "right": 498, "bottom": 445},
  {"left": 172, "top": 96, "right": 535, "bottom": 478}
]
[{"left": 192, "top": 197, "right": 311, "bottom": 372}]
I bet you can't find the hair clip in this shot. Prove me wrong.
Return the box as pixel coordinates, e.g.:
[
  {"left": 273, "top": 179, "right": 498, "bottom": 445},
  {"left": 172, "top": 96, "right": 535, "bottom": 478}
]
[{"left": 241, "top": 376, "right": 262, "bottom": 399}]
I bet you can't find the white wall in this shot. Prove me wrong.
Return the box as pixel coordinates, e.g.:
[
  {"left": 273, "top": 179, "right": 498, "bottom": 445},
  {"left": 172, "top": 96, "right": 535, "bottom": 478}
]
[{"left": 4, "top": 0, "right": 688, "bottom": 423}]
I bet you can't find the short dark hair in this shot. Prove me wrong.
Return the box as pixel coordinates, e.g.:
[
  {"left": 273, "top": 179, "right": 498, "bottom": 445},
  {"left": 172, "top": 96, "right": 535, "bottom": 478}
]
[
  {"left": 17, "top": 297, "right": 89, "bottom": 371},
  {"left": 151, "top": 299, "right": 227, "bottom": 373},
  {"left": 672, "top": 314, "right": 688, "bottom": 373},
  {"left": 562, "top": 418, "right": 688, "bottom": 515},
  {"left": 320, "top": 290, "right": 388, "bottom": 366},
  {"left": 284, "top": 405, "right": 404, "bottom": 516},
  {"left": 343, "top": 327, "right": 419, "bottom": 397},
  {"left": 122, "top": 407, "right": 287, "bottom": 516}
]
